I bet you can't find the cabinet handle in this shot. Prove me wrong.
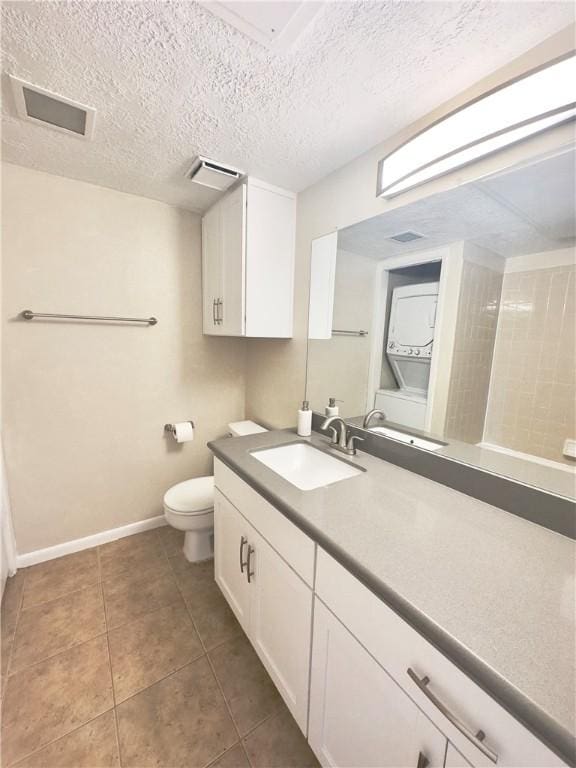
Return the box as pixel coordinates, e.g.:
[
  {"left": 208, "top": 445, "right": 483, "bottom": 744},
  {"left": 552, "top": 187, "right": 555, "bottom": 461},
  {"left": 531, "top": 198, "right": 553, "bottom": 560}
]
[
  {"left": 246, "top": 545, "right": 255, "bottom": 583},
  {"left": 212, "top": 298, "right": 217, "bottom": 325},
  {"left": 239, "top": 536, "right": 248, "bottom": 573},
  {"left": 416, "top": 753, "right": 429, "bottom": 768},
  {"left": 217, "top": 298, "right": 223, "bottom": 324},
  {"left": 407, "top": 669, "right": 498, "bottom": 763}
]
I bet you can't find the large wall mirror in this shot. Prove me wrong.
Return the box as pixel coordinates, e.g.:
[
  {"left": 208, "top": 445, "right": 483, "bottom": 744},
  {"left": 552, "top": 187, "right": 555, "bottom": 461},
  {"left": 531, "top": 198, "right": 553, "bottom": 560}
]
[{"left": 305, "top": 145, "right": 575, "bottom": 500}]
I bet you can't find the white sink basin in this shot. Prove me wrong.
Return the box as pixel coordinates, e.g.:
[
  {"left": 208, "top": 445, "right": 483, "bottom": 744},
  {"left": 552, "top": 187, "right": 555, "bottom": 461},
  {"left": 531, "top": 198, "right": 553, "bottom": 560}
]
[
  {"left": 369, "top": 426, "right": 443, "bottom": 451},
  {"left": 251, "top": 442, "right": 362, "bottom": 491}
]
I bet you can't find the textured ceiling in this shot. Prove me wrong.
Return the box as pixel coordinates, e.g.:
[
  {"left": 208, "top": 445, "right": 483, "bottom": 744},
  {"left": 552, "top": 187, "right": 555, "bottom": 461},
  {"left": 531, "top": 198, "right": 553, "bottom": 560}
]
[
  {"left": 338, "top": 148, "right": 576, "bottom": 259},
  {"left": 1, "top": 1, "right": 574, "bottom": 211}
]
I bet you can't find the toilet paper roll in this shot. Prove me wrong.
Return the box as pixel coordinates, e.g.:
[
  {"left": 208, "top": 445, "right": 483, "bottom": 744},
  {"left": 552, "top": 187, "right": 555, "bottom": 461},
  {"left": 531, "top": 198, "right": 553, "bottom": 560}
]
[{"left": 173, "top": 422, "right": 194, "bottom": 443}]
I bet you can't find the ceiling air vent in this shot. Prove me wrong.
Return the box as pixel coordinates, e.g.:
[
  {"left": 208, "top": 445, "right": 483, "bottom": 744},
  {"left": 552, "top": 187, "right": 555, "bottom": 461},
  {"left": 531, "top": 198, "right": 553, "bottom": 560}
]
[
  {"left": 388, "top": 231, "right": 425, "bottom": 243},
  {"left": 9, "top": 75, "right": 96, "bottom": 140},
  {"left": 186, "top": 156, "right": 244, "bottom": 191}
]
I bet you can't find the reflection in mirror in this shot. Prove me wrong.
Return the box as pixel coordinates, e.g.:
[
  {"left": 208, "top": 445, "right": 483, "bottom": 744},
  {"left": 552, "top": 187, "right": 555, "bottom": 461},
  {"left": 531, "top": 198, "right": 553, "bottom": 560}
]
[{"left": 306, "top": 147, "right": 576, "bottom": 498}]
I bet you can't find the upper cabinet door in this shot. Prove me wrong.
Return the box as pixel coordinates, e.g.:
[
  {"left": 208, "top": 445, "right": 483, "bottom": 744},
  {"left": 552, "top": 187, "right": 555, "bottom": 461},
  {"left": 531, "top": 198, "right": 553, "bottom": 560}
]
[
  {"left": 219, "top": 183, "right": 246, "bottom": 336},
  {"left": 309, "top": 598, "right": 447, "bottom": 768},
  {"left": 244, "top": 181, "right": 296, "bottom": 338},
  {"left": 202, "top": 202, "right": 223, "bottom": 335},
  {"left": 201, "top": 178, "right": 295, "bottom": 337},
  {"left": 308, "top": 232, "right": 337, "bottom": 340}
]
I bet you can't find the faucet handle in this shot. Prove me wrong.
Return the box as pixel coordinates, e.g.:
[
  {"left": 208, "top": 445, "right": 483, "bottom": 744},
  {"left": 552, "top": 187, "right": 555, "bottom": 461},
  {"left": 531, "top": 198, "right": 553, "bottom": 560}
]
[
  {"left": 327, "top": 426, "right": 339, "bottom": 444},
  {"left": 346, "top": 434, "right": 365, "bottom": 453}
]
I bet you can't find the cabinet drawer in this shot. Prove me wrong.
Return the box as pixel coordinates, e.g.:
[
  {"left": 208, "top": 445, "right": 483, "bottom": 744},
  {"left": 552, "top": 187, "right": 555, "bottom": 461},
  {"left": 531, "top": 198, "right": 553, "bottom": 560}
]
[
  {"left": 214, "top": 459, "right": 315, "bottom": 586},
  {"left": 316, "top": 549, "right": 566, "bottom": 768}
]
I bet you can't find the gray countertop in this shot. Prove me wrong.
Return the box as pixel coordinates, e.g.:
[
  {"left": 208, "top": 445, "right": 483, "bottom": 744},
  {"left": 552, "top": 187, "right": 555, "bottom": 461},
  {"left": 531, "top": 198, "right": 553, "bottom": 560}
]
[{"left": 208, "top": 429, "right": 576, "bottom": 766}]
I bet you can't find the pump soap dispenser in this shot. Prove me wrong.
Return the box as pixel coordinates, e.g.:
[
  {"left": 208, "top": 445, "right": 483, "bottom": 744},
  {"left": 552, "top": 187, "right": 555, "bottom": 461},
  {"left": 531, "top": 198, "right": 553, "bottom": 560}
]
[{"left": 297, "top": 401, "right": 312, "bottom": 437}]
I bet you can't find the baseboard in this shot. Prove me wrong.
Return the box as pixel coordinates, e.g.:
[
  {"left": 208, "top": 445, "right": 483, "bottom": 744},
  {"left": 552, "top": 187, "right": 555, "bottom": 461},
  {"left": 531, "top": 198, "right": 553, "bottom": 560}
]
[{"left": 16, "top": 515, "right": 167, "bottom": 569}]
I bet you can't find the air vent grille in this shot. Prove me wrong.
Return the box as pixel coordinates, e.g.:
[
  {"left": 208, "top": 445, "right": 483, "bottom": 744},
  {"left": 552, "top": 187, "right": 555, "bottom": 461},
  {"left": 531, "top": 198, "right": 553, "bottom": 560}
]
[
  {"left": 388, "top": 231, "right": 425, "bottom": 243},
  {"left": 186, "top": 156, "right": 244, "bottom": 191},
  {"left": 10, "top": 76, "right": 95, "bottom": 139}
]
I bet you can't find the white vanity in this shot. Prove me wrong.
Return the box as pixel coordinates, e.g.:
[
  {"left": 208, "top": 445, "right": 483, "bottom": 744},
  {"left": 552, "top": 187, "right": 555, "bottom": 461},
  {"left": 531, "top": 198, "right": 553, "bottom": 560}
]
[{"left": 210, "top": 434, "right": 574, "bottom": 768}]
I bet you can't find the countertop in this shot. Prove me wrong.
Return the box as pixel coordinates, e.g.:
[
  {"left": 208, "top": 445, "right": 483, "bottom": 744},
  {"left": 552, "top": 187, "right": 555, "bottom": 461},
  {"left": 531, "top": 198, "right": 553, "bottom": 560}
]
[{"left": 208, "top": 429, "right": 576, "bottom": 765}]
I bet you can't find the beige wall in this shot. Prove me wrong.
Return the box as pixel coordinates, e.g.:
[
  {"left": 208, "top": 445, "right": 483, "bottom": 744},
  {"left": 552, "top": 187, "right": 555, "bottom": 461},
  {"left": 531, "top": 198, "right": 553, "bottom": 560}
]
[
  {"left": 2, "top": 164, "right": 246, "bottom": 553},
  {"left": 445, "top": 258, "right": 503, "bottom": 443},
  {"left": 306, "top": 249, "right": 377, "bottom": 418},
  {"left": 484, "top": 260, "right": 575, "bottom": 465},
  {"left": 244, "top": 26, "right": 576, "bottom": 428}
]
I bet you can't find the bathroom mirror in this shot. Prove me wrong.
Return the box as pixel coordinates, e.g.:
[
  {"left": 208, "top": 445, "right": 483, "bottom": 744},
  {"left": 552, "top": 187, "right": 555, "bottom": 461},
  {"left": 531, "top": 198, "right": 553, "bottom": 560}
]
[{"left": 305, "top": 145, "right": 576, "bottom": 500}]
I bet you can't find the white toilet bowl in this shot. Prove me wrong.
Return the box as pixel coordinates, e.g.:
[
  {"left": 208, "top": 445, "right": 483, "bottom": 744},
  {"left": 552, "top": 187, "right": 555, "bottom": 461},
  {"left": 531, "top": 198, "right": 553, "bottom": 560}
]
[
  {"left": 164, "top": 476, "right": 215, "bottom": 562},
  {"left": 163, "top": 420, "right": 266, "bottom": 562}
]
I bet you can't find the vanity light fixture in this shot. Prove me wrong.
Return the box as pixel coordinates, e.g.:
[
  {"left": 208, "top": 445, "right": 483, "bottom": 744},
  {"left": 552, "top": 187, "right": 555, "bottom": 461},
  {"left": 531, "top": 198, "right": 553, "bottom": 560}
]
[{"left": 377, "top": 54, "right": 576, "bottom": 198}]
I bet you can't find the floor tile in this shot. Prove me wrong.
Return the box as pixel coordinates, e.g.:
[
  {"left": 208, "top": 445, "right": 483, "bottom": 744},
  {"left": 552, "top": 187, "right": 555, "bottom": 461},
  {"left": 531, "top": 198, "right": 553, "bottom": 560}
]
[
  {"left": 99, "top": 530, "right": 166, "bottom": 582},
  {"left": 108, "top": 600, "right": 203, "bottom": 702},
  {"left": 243, "top": 705, "right": 319, "bottom": 768},
  {"left": 102, "top": 562, "right": 181, "bottom": 629},
  {"left": 168, "top": 554, "right": 217, "bottom": 609},
  {"left": 1, "top": 635, "right": 114, "bottom": 766},
  {"left": 210, "top": 634, "right": 283, "bottom": 735},
  {"left": 208, "top": 743, "right": 250, "bottom": 768},
  {"left": 14, "top": 710, "right": 120, "bottom": 768},
  {"left": 21, "top": 550, "right": 99, "bottom": 609},
  {"left": 116, "top": 656, "right": 237, "bottom": 768},
  {"left": 157, "top": 526, "right": 184, "bottom": 557},
  {"left": 10, "top": 585, "right": 106, "bottom": 673},
  {"left": 187, "top": 589, "right": 242, "bottom": 651}
]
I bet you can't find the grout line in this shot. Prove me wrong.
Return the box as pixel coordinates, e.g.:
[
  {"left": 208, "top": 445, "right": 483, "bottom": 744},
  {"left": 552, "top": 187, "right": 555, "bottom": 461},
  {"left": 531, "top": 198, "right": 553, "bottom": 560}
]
[
  {"left": 4, "top": 629, "right": 109, "bottom": 680},
  {"left": 97, "top": 546, "right": 123, "bottom": 768},
  {"left": 203, "top": 741, "right": 244, "bottom": 768},
  {"left": 7, "top": 707, "right": 116, "bottom": 768}
]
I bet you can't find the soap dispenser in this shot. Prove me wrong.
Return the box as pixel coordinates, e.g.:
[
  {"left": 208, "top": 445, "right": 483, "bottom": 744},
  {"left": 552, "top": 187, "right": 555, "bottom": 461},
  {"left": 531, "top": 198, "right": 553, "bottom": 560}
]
[
  {"left": 297, "top": 401, "right": 312, "bottom": 437},
  {"left": 325, "top": 397, "right": 340, "bottom": 417}
]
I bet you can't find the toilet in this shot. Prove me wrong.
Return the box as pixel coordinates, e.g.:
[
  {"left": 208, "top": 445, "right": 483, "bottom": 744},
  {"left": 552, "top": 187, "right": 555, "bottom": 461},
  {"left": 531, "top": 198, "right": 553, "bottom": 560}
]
[{"left": 163, "top": 420, "right": 267, "bottom": 562}]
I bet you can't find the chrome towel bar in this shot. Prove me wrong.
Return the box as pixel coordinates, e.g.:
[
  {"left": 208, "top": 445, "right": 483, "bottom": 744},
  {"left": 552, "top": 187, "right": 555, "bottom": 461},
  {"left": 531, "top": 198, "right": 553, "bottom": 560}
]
[
  {"left": 332, "top": 329, "right": 368, "bottom": 337},
  {"left": 21, "top": 310, "right": 157, "bottom": 325}
]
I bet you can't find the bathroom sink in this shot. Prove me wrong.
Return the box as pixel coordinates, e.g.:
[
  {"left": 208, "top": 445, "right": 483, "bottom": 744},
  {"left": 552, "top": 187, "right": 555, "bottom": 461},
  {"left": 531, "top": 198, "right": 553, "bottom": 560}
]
[
  {"left": 251, "top": 442, "right": 363, "bottom": 491},
  {"left": 369, "top": 426, "right": 443, "bottom": 451}
]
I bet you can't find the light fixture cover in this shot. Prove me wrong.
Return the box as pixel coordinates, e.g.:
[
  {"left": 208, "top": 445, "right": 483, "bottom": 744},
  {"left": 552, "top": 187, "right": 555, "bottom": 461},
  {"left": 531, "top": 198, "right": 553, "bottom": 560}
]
[
  {"left": 377, "top": 54, "right": 576, "bottom": 199},
  {"left": 9, "top": 75, "right": 96, "bottom": 139}
]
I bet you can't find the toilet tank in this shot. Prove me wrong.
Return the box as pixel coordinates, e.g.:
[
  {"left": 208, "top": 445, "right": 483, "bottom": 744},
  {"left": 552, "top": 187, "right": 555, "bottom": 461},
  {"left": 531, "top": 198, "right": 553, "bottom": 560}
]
[{"left": 228, "top": 420, "right": 268, "bottom": 437}]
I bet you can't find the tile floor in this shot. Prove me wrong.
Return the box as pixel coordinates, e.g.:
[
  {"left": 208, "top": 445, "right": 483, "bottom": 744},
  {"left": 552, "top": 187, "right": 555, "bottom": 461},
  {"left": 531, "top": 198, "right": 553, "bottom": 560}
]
[{"left": 0, "top": 528, "right": 320, "bottom": 768}]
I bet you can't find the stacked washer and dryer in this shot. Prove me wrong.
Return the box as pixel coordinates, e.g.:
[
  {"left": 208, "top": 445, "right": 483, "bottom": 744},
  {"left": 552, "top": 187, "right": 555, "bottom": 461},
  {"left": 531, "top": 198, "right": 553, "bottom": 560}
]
[{"left": 375, "top": 282, "right": 439, "bottom": 431}]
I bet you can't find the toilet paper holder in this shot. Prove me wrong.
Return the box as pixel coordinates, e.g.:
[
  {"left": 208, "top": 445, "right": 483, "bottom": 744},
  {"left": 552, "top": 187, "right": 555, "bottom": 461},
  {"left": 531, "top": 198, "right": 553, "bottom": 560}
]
[{"left": 164, "top": 421, "right": 194, "bottom": 439}]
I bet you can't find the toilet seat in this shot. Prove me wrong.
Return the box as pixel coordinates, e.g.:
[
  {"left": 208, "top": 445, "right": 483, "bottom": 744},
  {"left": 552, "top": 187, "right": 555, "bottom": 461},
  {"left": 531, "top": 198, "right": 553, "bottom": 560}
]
[{"left": 163, "top": 476, "right": 214, "bottom": 515}]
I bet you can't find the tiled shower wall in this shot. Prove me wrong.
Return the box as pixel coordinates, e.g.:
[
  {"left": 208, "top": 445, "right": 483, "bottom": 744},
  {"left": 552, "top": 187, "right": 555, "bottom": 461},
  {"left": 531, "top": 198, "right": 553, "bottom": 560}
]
[
  {"left": 444, "top": 261, "right": 503, "bottom": 443},
  {"left": 484, "top": 264, "right": 576, "bottom": 465}
]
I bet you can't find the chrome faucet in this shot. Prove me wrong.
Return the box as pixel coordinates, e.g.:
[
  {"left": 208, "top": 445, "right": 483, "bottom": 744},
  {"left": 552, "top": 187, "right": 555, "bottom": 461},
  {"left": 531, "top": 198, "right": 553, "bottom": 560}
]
[
  {"left": 321, "top": 416, "right": 364, "bottom": 456},
  {"left": 363, "top": 409, "right": 387, "bottom": 429}
]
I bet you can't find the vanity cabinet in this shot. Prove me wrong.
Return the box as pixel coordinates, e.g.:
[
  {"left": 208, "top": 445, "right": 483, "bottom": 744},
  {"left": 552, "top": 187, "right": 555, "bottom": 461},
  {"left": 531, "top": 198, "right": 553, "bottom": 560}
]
[
  {"left": 314, "top": 549, "right": 567, "bottom": 768},
  {"left": 212, "top": 458, "right": 568, "bottom": 768},
  {"left": 213, "top": 478, "right": 313, "bottom": 732},
  {"left": 202, "top": 177, "right": 295, "bottom": 338},
  {"left": 309, "top": 598, "right": 447, "bottom": 768}
]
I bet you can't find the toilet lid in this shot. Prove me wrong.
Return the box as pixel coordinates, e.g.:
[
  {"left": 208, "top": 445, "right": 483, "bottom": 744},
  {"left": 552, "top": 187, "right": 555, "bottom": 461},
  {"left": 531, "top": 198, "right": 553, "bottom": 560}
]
[{"left": 164, "top": 476, "right": 214, "bottom": 513}]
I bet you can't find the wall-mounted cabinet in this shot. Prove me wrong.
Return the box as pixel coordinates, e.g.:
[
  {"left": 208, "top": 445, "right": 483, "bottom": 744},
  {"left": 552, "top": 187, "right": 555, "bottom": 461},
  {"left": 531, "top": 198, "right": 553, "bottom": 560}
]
[{"left": 202, "top": 177, "right": 296, "bottom": 337}]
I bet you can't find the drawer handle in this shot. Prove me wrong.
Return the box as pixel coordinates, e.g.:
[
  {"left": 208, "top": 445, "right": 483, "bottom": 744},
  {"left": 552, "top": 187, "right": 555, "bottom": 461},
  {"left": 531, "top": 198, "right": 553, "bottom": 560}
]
[
  {"left": 239, "top": 536, "right": 248, "bottom": 573},
  {"left": 416, "top": 753, "right": 429, "bottom": 768},
  {"left": 407, "top": 668, "right": 498, "bottom": 764},
  {"left": 247, "top": 545, "right": 255, "bottom": 583}
]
